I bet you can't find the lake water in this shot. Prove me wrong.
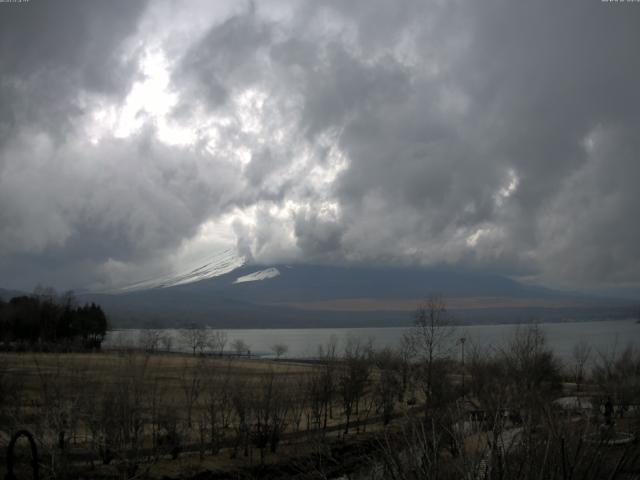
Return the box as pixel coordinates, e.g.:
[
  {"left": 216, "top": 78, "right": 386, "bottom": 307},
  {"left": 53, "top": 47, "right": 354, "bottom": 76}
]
[{"left": 104, "top": 319, "right": 640, "bottom": 363}]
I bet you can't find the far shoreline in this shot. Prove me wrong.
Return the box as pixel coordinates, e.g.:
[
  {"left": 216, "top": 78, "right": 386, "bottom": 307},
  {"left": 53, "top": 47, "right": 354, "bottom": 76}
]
[{"left": 108, "top": 316, "right": 639, "bottom": 331}]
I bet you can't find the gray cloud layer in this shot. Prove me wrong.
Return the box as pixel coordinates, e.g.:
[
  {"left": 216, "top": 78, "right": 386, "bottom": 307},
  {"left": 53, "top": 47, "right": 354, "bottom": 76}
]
[{"left": 1, "top": 0, "right": 639, "bottom": 292}]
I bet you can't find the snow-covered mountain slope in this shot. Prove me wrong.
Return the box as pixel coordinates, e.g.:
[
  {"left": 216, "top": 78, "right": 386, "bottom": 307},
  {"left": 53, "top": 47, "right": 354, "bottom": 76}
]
[
  {"left": 234, "top": 267, "right": 280, "bottom": 284},
  {"left": 112, "top": 249, "right": 245, "bottom": 293},
  {"left": 81, "top": 261, "right": 635, "bottom": 328}
]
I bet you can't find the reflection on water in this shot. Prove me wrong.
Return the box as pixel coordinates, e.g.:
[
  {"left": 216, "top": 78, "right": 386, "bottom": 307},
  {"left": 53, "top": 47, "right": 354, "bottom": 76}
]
[{"left": 104, "top": 319, "right": 639, "bottom": 362}]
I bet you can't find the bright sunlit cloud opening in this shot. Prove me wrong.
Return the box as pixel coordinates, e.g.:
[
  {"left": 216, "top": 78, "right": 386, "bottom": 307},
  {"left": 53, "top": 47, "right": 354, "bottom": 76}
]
[
  {"left": 494, "top": 168, "right": 520, "bottom": 206},
  {"left": 87, "top": 48, "right": 198, "bottom": 146}
]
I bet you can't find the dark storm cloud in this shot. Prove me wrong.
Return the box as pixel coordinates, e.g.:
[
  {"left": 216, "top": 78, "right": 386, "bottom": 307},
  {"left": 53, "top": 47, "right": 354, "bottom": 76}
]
[
  {"left": 1, "top": 0, "right": 639, "bottom": 291},
  {"left": 284, "top": 0, "right": 640, "bottom": 287},
  {"left": 0, "top": 128, "right": 247, "bottom": 288},
  {"left": 0, "top": 0, "right": 148, "bottom": 147},
  {"left": 174, "top": 8, "right": 273, "bottom": 112},
  {"left": 290, "top": 1, "right": 638, "bottom": 287}
]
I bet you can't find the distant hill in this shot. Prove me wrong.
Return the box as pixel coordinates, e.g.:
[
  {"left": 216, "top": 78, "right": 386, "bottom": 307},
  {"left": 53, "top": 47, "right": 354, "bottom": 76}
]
[
  {"left": 75, "top": 261, "right": 635, "bottom": 328},
  {"left": 2, "top": 250, "right": 635, "bottom": 328},
  {"left": 0, "top": 288, "right": 25, "bottom": 301}
]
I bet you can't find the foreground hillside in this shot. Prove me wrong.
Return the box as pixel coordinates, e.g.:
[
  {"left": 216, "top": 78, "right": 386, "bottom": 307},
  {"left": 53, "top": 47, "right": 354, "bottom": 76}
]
[{"left": 2, "top": 325, "right": 639, "bottom": 479}]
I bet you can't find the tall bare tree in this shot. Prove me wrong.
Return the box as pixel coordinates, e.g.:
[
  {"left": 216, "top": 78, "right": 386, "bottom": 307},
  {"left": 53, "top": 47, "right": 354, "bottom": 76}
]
[
  {"left": 373, "top": 348, "right": 401, "bottom": 425},
  {"left": 271, "top": 343, "right": 288, "bottom": 359},
  {"left": 207, "top": 329, "right": 228, "bottom": 355},
  {"left": 139, "top": 329, "right": 161, "bottom": 353},
  {"left": 180, "top": 357, "right": 204, "bottom": 428},
  {"left": 249, "top": 369, "right": 291, "bottom": 463},
  {"left": 231, "top": 338, "right": 250, "bottom": 356},
  {"left": 159, "top": 332, "right": 173, "bottom": 352},
  {"left": 338, "top": 337, "right": 371, "bottom": 434},
  {"left": 572, "top": 340, "right": 592, "bottom": 393},
  {"left": 180, "top": 324, "right": 207, "bottom": 356},
  {"left": 317, "top": 335, "right": 339, "bottom": 429},
  {"left": 202, "top": 360, "right": 235, "bottom": 455},
  {"left": 408, "top": 295, "right": 455, "bottom": 410}
]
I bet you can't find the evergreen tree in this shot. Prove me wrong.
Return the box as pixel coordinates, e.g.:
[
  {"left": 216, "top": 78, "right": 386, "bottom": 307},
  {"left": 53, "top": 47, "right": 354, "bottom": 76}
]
[{"left": 0, "top": 289, "right": 108, "bottom": 350}]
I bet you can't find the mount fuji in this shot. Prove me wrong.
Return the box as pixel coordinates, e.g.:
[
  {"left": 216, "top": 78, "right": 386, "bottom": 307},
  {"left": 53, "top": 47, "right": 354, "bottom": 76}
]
[
  {"left": 109, "top": 249, "right": 246, "bottom": 293},
  {"left": 74, "top": 249, "right": 636, "bottom": 328}
]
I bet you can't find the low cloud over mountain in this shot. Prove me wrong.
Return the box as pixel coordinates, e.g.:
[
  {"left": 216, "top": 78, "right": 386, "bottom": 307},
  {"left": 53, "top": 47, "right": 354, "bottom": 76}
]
[{"left": 1, "top": 0, "right": 639, "bottom": 295}]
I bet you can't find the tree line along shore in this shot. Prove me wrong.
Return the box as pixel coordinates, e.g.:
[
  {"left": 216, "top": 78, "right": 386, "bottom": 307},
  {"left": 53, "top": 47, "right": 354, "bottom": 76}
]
[{"left": 0, "top": 289, "right": 108, "bottom": 351}]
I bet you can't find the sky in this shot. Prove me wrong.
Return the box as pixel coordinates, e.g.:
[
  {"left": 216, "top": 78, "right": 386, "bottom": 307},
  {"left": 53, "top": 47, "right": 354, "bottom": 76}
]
[{"left": 0, "top": 0, "right": 639, "bottom": 294}]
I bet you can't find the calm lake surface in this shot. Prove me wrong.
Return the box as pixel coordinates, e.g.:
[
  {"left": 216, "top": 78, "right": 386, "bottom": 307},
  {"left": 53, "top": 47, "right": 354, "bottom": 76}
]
[{"left": 104, "top": 319, "right": 640, "bottom": 362}]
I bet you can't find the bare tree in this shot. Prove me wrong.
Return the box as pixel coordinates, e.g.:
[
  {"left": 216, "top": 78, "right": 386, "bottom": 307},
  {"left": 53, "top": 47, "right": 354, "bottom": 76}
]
[
  {"left": 95, "top": 353, "right": 150, "bottom": 475},
  {"left": 338, "top": 336, "right": 372, "bottom": 434},
  {"left": 408, "top": 295, "right": 455, "bottom": 410},
  {"left": 0, "top": 357, "right": 26, "bottom": 440},
  {"left": 159, "top": 332, "right": 173, "bottom": 352},
  {"left": 289, "top": 373, "right": 311, "bottom": 437},
  {"left": 139, "top": 329, "right": 161, "bottom": 353},
  {"left": 304, "top": 371, "right": 324, "bottom": 432},
  {"left": 373, "top": 348, "right": 401, "bottom": 425},
  {"left": 231, "top": 338, "right": 250, "bottom": 356},
  {"left": 248, "top": 369, "right": 291, "bottom": 463},
  {"left": 317, "top": 335, "right": 339, "bottom": 429},
  {"left": 202, "top": 360, "right": 235, "bottom": 455},
  {"left": 397, "top": 333, "right": 415, "bottom": 402},
  {"left": 501, "top": 324, "right": 562, "bottom": 454},
  {"left": 207, "top": 329, "right": 228, "bottom": 355},
  {"left": 230, "top": 375, "right": 251, "bottom": 458},
  {"left": 180, "top": 324, "right": 207, "bottom": 356},
  {"left": 377, "top": 397, "right": 640, "bottom": 480},
  {"left": 377, "top": 416, "right": 461, "bottom": 479},
  {"left": 572, "top": 340, "right": 592, "bottom": 392},
  {"left": 503, "top": 324, "right": 561, "bottom": 399},
  {"left": 592, "top": 344, "right": 640, "bottom": 419},
  {"left": 180, "top": 357, "right": 205, "bottom": 428},
  {"left": 146, "top": 360, "right": 169, "bottom": 460},
  {"left": 271, "top": 343, "right": 288, "bottom": 359},
  {"left": 32, "top": 353, "right": 78, "bottom": 477},
  {"left": 157, "top": 401, "right": 183, "bottom": 460}
]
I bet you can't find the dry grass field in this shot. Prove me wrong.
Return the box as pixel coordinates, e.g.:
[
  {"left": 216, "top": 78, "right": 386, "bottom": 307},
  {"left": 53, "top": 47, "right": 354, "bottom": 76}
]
[
  {"left": 2, "top": 328, "right": 639, "bottom": 480},
  {"left": 0, "top": 350, "right": 400, "bottom": 479}
]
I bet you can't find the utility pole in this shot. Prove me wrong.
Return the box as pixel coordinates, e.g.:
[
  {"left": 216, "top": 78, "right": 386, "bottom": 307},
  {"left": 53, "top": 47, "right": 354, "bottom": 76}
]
[{"left": 458, "top": 337, "right": 466, "bottom": 394}]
